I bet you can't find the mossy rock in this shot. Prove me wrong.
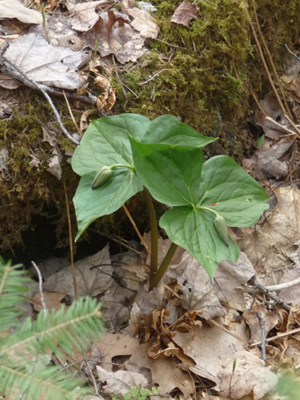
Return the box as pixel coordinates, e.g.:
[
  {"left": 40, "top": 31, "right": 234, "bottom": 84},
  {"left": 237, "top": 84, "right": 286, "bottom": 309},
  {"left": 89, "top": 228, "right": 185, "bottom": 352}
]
[{"left": 0, "top": 0, "right": 299, "bottom": 256}]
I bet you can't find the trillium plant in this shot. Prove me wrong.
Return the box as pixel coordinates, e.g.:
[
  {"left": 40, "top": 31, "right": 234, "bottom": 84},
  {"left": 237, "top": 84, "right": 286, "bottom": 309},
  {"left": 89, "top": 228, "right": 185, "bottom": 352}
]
[{"left": 72, "top": 114, "right": 269, "bottom": 290}]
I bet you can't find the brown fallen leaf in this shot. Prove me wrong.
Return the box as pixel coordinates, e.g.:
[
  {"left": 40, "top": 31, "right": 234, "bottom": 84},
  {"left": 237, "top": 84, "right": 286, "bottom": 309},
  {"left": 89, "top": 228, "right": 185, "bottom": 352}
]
[
  {"left": 100, "top": 280, "right": 131, "bottom": 329},
  {"left": 0, "top": 72, "right": 22, "bottom": 90},
  {"left": 96, "top": 365, "right": 149, "bottom": 395},
  {"left": 0, "top": 0, "right": 43, "bottom": 24},
  {"left": 79, "top": 109, "right": 95, "bottom": 134},
  {"left": 237, "top": 185, "right": 300, "bottom": 279},
  {"left": 47, "top": 149, "right": 63, "bottom": 180},
  {"left": 41, "top": 126, "right": 58, "bottom": 150},
  {"left": 243, "top": 304, "right": 280, "bottom": 343},
  {"left": 45, "top": 0, "right": 62, "bottom": 12},
  {"left": 0, "top": 99, "right": 13, "bottom": 118},
  {"left": 127, "top": 8, "right": 159, "bottom": 39},
  {"left": 83, "top": 10, "right": 146, "bottom": 63},
  {"left": 72, "top": 1, "right": 112, "bottom": 32},
  {"left": 218, "top": 350, "right": 278, "bottom": 400},
  {"left": 94, "top": 332, "right": 140, "bottom": 372},
  {"left": 214, "top": 252, "right": 256, "bottom": 311},
  {"left": 171, "top": 1, "right": 199, "bottom": 27},
  {"left": 279, "top": 268, "right": 300, "bottom": 306},
  {"left": 254, "top": 94, "right": 292, "bottom": 139},
  {"left": 254, "top": 137, "right": 294, "bottom": 180},
  {"left": 3, "top": 31, "right": 88, "bottom": 90},
  {"left": 166, "top": 251, "right": 225, "bottom": 319},
  {"left": 119, "top": 0, "right": 135, "bottom": 13},
  {"left": 129, "top": 342, "right": 195, "bottom": 398},
  {"left": 42, "top": 245, "right": 113, "bottom": 299},
  {"left": 172, "top": 323, "right": 247, "bottom": 388},
  {"left": 31, "top": 291, "right": 66, "bottom": 312}
]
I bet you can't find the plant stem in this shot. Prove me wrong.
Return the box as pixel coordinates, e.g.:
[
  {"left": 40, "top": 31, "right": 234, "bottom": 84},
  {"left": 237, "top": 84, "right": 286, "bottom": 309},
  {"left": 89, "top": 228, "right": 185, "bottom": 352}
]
[
  {"left": 195, "top": 205, "right": 218, "bottom": 217},
  {"left": 111, "top": 164, "right": 135, "bottom": 171},
  {"left": 63, "top": 183, "right": 78, "bottom": 300},
  {"left": 143, "top": 188, "right": 158, "bottom": 281},
  {"left": 122, "top": 204, "right": 151, "bottom": 257},
  {"left": 149, "top": 242, "right": 178, "bottom": 290}
]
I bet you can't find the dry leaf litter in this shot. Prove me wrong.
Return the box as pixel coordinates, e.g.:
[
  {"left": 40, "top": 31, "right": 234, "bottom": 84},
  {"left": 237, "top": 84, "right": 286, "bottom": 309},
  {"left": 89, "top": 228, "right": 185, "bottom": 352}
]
[{"left": 1, "top": 1, "right": 300, "bottom": 399}]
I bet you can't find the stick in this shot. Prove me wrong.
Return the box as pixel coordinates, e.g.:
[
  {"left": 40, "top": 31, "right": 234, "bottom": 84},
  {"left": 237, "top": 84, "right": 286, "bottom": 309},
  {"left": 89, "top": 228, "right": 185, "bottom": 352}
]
[
  {"left": 256, "top": 311, "right": 267, "bottom": 362},
  {"left": 247, "top": 86, "right": 297, "bottom": 137},
  {"left": 248, "top": 277, "right": 291, "bottom": 312},
  {"left": 64, "top": 183, "right": 78, "bottom": 300},
  {"left": 208, "top": 318, "right": 248, "bottom": 345},
  {"left": 248, "top": 10, "right": 300, "bottom": 137},
  {"left": 250, "top": 326, "right": 300, "bottom": 347},
  {"left": 138, "top": 68, "right": 171, "bottom": 86},
  {"left": 122, "top": 204, "right": 150, "bottom": 256},
  {"left": 250, "top": 0, "right": 294, "bottom": 123},
  {"left": 113, "top": 54, "right": 128, "bottom": 100},
  {"left": 0, "top": 42, "right": 79, "bottom": 145},
  {"left": 31, "top": 261, "right": 47, "bottom": 312},
  {"left": 285, "top": 44, "right": 300, "bottom": 62},
  {"left": 265, "top": 276, "right": 300, "bottom": 292}
]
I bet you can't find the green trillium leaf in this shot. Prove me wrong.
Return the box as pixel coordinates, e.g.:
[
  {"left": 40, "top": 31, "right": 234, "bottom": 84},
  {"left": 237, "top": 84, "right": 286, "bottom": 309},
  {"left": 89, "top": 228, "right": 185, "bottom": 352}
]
[
  {"left": 72, "top": 114, "right": 150, "bottom": 177},
  {"left": 72, "top": 113, "right": 269, "bottom": 281},
  {"left": 141, "top": 114, "right": 216, "bottom": 147},
  {"left": 197, "top": 155, "right": 270, "bottom": 227},
  {"left": 73, "top": 171, "right": 143, "bottom": 240},
  {"left": 72, "top": 113, "right": 213, "bottom": 240},
  {"left": 72, "top": 114, "right": 148, "bottom": 240},
  {"left": 160, "top": 206, "right": 240, "bottom": 279},
  {"left": 129, "top": 141, "right": 269, "bottom": 278},
  {"left": 129, "top": 138, "right": 204, "bottom": 206}
]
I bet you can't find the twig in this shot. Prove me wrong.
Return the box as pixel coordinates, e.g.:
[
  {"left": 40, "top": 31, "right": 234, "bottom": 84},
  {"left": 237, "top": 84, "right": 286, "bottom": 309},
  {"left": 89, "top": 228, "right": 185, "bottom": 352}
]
[
  {"left": 31, "top": 261, "right": 47, "bottom": 312},
  {"left": 122, "top": 204, "right": 150, "bottom": 257},
  {"left": 208, "top": 318, "right": 248, "bottom": 345},
  {"left": 0, "top": 42, "right": 79, "bottom": 145},
  {"left": 64, "top": 183, "right": 78, "bottom": 300},
  {"left": 248, "top": 277, "right": 291, "bottom": 312},
  {"left": 112, "top": 54, "right": 128, "bottom": 100},
  {"left": 138, "top": 68, "right": 171, "bottom": 86},
  {"left": 248, "top": 8, "right": 300, "bottom": 136},
  {"left": 250, "top": 0, "right": 293, "bottom": 122},
  {"left": 285, "top": 44, "right": 300, "bottom": 61},
  {"left": 54, "top": 90, "right": 97, "bottom": 106},
  {"left": 153, "top": 38, "right": 183, "bottom": 48},
  {"left": 63, "top": 90, "right": 81, "bottom": 134},
  {"left": 122, "top": 83, "right": 139, "bottom": 98},
  {"left": 85, "top": 358, "right": 100, "bottom": 397},
  {"left": 250, "top": 326, "right": 300, "bottom": 347},
  {"left": 265, "top": 276, "right": 300, "bottom": 292},
  {"left": 248, "top": 86, "right": 297, "bottom": 137},
  {"left": 256, "top": 311, "right": 267, "bottom": 362},
  {"left": 89, "top": 229, "right": 142, "bottom": 255}
]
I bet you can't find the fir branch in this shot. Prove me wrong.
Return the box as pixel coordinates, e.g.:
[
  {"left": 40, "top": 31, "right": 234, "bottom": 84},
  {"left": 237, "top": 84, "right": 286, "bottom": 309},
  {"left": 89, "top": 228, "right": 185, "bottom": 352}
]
[
  {"left": 1, "top": 297, "right": 104, "bottom": 358},
  {"left": 0, "top": 362, "right": 91, "bottom": 400},
  {"left": 0, "top": 259, "right": 106, "bottom": 399},
  {"left": 0, "top": 258, "right": 31, "bottom": 331}
]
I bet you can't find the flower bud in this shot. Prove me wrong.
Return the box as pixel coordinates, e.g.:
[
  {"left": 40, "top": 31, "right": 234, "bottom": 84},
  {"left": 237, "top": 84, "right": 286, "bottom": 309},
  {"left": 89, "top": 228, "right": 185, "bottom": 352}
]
[
  {"left": 92, "top": 166, "right": 113, "bottom": 190},
  {"left": 214, "top": 214, "right": 229, "bottom": 247}
]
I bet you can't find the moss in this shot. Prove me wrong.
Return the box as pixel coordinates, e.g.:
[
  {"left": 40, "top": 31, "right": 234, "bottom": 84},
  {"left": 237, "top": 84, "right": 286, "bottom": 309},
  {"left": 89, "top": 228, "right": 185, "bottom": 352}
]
[
  {"left": 1, "top": 0, "right": 300, "bottom": 255},
  {"left": 112, "top": 0, "right": 300, "bottom": 157},
  {"left": 0, "top": 92, "right": 79, "bottom": 253}
]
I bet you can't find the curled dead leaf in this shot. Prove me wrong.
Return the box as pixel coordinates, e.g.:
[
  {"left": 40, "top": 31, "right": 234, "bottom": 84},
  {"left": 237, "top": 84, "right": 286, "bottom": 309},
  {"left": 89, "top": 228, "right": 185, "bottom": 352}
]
[{"left": 171, "top": 1, "right": 199, "bottom": 27}]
